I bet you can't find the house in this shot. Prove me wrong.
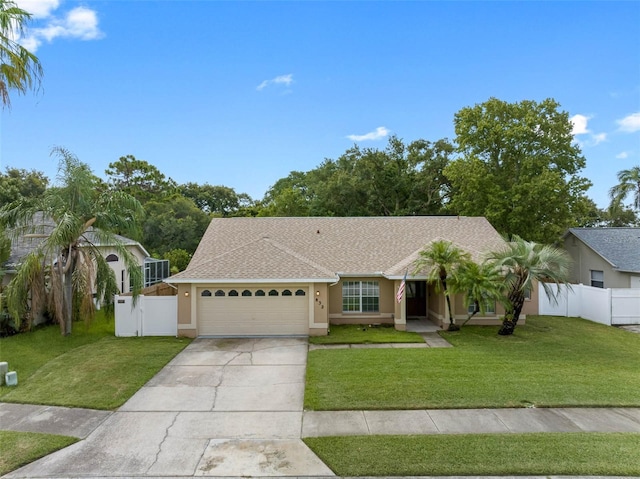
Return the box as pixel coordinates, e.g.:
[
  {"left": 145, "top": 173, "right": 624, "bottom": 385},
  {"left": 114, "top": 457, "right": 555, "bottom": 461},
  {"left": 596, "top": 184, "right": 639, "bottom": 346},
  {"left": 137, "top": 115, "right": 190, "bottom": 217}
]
[
  {"left": 563, "top": 227, "right": 640, "bottom": 289},
  {"left": 167, "top": 216, "right": 538, "bottom": 338},
  {"left": 2, "top": 216, "right": 156, "bottom": 294}
]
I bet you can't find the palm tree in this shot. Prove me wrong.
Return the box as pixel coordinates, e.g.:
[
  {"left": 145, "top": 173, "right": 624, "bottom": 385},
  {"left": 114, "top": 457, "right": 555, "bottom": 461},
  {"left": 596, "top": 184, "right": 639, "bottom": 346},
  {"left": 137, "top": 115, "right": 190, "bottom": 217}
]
[
  {"left": 489, "top": 236, "right": 571, "bottom": 336},
  {"left": 0, "top": 0, "right": 43, "bottom": 108},
  {"left": 0, "top": 148, "right": 144, "bottom": 335},
  {"left": 453, "top": 259, "right": 506, "bottom": 327},
  {"left": 609, "top": 166, "right": 640, "bottom": 212},
  {"left": 413, "top": 240, "right": 470, "bottom": 331}
]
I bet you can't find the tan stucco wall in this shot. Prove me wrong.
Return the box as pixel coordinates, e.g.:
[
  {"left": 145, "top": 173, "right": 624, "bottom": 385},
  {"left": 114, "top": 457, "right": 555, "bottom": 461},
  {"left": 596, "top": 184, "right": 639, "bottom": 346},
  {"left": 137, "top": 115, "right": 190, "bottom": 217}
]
[
  {"left": 564, "top": 234, "right": 634, "bottom": 288},
  {"left": 176, "top": 283, "right": 196, "bottom": 337},
  {"left": 328, "top": 277, "right": 395, "bottom": 325},
  {"left": 312, "top": 282, "right": 329, "bottom": 335}
]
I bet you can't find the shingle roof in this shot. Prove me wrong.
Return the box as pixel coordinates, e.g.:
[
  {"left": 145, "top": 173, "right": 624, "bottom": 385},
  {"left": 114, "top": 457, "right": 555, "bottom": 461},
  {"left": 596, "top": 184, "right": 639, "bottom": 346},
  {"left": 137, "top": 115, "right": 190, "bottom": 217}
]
[
  {"left": 4, "top": 215, "right": 148, "bottom": 270},
  {"left": 169, "top": 216, "right": 505, "bottom": 283},
  {"left": 567, "top": 227, "right": 640, "bottom": 273}
]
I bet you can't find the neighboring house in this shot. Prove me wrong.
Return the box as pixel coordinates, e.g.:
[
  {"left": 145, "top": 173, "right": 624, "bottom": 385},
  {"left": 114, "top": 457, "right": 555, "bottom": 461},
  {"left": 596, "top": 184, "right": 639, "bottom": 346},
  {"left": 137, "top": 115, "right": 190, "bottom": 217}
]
[
  {"left": 563, "top": 227, "right": 640, "bottom": 289},
  {"left": 2, "top": 217, "right": 156, "bottom": 293},
  {"left": 167, "top": 216, "right": 538, "bottom": 338}
]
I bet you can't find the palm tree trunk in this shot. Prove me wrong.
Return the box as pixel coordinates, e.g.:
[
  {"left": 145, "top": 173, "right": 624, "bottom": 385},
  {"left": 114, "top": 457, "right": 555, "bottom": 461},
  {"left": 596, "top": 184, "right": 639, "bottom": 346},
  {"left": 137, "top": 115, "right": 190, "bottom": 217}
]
[
  {"left": 442, "top": 279, "right": 459, "bottom": 331},
  {"left": 499, "top": 289, "right": 525, "bottom": 336},
  {"left": 60, "top": 249, "right": 77, "bottom": 336}
]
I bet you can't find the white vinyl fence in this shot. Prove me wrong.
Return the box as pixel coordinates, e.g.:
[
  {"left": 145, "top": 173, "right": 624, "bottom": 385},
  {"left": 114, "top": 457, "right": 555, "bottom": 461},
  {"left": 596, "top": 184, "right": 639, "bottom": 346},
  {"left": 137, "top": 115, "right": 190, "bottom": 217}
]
[
  {"left": 115, "top": 295, "right": 177, "bottom": 337},
  {"left": 539, "top": 284, "right": 640, "bottom": 326}
]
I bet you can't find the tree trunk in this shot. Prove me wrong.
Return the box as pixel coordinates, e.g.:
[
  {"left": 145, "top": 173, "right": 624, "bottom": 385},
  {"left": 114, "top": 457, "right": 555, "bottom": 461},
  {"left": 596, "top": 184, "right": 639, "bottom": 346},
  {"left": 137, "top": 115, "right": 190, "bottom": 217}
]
[
  {"left": 498, "top": 287, "right": 525, "bottom": 336},
  {"left": 442, "top": 279, "right": 459, "bottom": 331},
  {"left": 461, "top": 300, "right": 480, "bottom": 327},
  {"left": 60, "top": 249, "right": 77, "bottom": 336}
]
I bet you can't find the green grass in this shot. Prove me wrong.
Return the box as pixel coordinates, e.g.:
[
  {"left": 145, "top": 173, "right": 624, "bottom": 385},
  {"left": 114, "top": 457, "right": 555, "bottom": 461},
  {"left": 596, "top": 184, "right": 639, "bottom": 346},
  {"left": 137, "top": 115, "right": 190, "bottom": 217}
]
[
  {"left": 0, "top": 431, "right": 77, "bottom": 476},
  {"left": 309, "top": 324, "right": 424, "bottom": 344},
  {"left": 305, "top": 316, "right": 640, "bottom": 410},
  {"left": 305, "top": 433, "right": 640, "bottom": 476},
  {"left": 0, "top": 314, "right": 190, "bottom": 409}
]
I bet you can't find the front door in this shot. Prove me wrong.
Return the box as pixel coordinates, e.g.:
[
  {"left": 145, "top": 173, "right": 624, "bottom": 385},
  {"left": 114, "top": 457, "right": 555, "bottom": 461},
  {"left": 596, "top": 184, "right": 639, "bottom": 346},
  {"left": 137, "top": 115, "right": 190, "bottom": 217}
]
[{"left": 406, "top": 281, "right": 427, "bottom": 318}]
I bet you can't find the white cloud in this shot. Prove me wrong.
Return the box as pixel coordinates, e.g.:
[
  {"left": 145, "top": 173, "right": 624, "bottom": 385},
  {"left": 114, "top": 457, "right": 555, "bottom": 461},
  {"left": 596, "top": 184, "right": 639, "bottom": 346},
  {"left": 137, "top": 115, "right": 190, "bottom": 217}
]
[
  {"left": 616, "top": 151, "right": 629, "bottom": 159},
  {"left": 256, "top": 74, "right": 293, "bottom": 91},
  {"left": 14, "top": 2, "right": 102, "bottom": 52},
  {"left": 591, "top": 133, "right": 607, "bottom": 145},
  {"left": 16, "top": 0, "right": 59, "bottom": 19},
  {"left": 347, "top": 126, "right": 390, "bottom": 142},
  {"left": 570, "top": 114, "right": 591, "bottom": 135},
  {"left": 617, "top": 112, "right": 640, "bottom": 133}
]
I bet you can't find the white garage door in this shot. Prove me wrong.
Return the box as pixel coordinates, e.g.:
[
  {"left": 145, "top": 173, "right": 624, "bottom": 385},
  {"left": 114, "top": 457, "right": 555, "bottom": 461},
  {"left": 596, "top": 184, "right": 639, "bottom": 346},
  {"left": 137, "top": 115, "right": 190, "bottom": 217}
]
[{"left": 197, "top": 286, "right": 309, "bottom": 336}]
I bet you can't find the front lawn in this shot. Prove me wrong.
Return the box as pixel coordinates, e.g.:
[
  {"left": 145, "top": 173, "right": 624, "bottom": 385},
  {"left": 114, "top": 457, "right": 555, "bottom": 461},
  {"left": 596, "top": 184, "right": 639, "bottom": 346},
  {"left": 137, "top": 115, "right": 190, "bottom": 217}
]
[
  {"left": 309, "top": 324, "right": 423, "bottom": 344},
  {"left": 305, "top": 316, "right": 640, "bottom": 410},
  {"left": 305, "top": 433, "right": 640, "bottom": 476},
  {"left": 0, "top": 431, "right": 77, "bottom": 476},
  {"left": 0, "top": 315, "right": 190, "bottom": 409}
]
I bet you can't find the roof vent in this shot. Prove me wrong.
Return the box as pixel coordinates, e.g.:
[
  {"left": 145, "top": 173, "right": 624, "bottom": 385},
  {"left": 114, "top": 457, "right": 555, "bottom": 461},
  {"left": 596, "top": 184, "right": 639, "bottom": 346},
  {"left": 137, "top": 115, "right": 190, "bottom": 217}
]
[{"left": 317, "top": 230, "right": 320, "bottom": 234}]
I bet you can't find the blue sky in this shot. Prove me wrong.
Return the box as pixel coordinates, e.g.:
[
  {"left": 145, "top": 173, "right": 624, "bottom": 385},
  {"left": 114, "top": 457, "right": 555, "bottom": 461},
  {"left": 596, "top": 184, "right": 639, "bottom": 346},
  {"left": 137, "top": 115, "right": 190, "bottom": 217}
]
[{"left": 2, "top": 0, "right": 639, "bottom": 208}]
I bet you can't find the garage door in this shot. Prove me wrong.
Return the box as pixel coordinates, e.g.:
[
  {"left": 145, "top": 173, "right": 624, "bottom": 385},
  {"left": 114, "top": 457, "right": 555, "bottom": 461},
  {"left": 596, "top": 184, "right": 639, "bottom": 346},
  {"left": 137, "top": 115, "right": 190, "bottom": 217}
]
[{"left": 197, "top": 286, "right": 309, "bottom": 336}]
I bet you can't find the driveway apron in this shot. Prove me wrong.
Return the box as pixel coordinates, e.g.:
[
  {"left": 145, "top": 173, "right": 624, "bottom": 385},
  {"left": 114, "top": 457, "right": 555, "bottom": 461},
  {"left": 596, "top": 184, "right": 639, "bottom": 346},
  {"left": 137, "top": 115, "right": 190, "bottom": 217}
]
[{"left": 6, "top": 337, "right": 334, "bottom": 478}]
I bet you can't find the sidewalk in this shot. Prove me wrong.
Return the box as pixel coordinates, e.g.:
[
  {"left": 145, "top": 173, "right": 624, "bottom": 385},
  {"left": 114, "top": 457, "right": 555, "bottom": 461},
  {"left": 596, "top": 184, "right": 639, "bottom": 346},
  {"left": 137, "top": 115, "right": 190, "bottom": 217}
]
[
  {"left": 302, "top": 407, "right": 640, "bottom": 437},
  {"left": 3, "top": 402, "right": 640, "bottom": 439}
]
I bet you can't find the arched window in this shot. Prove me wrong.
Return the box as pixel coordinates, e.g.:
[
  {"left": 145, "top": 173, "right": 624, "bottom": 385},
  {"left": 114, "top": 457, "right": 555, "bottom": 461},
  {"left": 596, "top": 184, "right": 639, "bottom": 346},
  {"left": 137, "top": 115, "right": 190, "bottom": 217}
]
[
  {"left": 228, "top": 289, "right": 239, "bottom": 297},
  {"left": 242, "top": 289, "right": 252, "bottom": 296},
  {"left": 268, "top": 289, "right": 279, "bottom": 296},
  {"left": 214, "top": 290, "right": 225, "bottom": 297},
  {"left": 105, "top": 254, "right": 119, "bottom": 262},
  {"left": 282, "top": 289, "right": 292, "bottom": 296},
  {"left": 255, "top": 290, "right": 265, "bottom": 296},
  {"left": 295, "top": 289, "right": 306, "bottom": 296},
  {"left": 201, "top": 290, "right": 212, "bottom": 297}
]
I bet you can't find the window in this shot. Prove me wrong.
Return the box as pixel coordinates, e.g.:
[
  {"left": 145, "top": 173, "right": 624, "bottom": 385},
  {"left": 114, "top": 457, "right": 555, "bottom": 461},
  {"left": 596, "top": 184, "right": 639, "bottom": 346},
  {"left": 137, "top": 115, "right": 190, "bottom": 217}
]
[
  {"left": 295, "top": 289, "right": 306, "bottom": 296},
  {"left": 282, "top": 289, "right": 292, "bottom": 296},
  {"left": 591, "top": 270, "right": 604, "bottom": 288},
  {"left": 228, "top": 289, "right": 239, "bottom": 296},
  {"left": 214, "top": 290, "right": 225, "bottom": 297},
  {"left": 255, "top": 290, "right": 265, "bottom": 296},
  {"left": 201, "top": 290, "right": 212, "bottom": 297},
  {"left": 105, "top": 254, "right": 119, "bottom": 262},
  {"left": 467, "top": 300, "right": 496, "bottom": 315},
  {"left": 268, "top": 289, "right": 279, "bottom": 296},
  {"left": 342, "top": 281, "right": 379, "bottom": 313},
  {"left": 524, "top": 288, "right": 531, "bottom": 300},
  {"left": 242, "top": 289, "right": 252, "bottom": 296}
]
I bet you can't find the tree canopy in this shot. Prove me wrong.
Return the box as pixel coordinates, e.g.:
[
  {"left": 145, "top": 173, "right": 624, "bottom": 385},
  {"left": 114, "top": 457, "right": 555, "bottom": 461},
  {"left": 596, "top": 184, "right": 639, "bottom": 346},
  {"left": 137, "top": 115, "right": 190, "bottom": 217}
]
[
  {"left": 1, "top": 148, "right": 144, "bottom": 335},
  {"left": 262, "top": 136, "right": 454, "bottom": 217},
  {"left": 446, "top": 97, "right": 592, "bottom": 244}
]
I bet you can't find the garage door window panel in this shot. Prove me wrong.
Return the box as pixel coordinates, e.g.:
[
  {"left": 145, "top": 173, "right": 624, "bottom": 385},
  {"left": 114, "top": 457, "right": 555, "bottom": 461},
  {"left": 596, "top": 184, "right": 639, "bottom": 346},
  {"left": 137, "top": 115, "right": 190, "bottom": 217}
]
[
  {"left": 242, "top": 290, "right": 252, "bottom": 296},
  {"left": 269, "top": 289, "right": 279, "bottom": 296},
  {"left": 214, "top": 290, "right": 225, "bottom": 296},
  {"left": 201, "top": 290, "right": 212, "bottom": 297},
  {"left": 229, "top": 290, "right": 239, "bottom": 296}
]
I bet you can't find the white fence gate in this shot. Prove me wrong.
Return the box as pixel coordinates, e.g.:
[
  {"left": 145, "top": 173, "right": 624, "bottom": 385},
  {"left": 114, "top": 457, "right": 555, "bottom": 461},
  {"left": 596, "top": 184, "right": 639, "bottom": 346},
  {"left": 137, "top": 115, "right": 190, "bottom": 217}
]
[
  {"left": 115, "top": 295, "right": 177, "bottom": 337},
  {"left": 539, "top": 284, "right": 640, "bottom": 326}
]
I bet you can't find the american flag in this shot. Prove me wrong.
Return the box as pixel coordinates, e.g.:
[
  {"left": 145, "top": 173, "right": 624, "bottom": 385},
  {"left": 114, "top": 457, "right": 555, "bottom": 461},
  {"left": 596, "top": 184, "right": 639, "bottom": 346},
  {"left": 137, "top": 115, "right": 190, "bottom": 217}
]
[{"left": 396, "top": 270, "right": 407, "bottom": 303}]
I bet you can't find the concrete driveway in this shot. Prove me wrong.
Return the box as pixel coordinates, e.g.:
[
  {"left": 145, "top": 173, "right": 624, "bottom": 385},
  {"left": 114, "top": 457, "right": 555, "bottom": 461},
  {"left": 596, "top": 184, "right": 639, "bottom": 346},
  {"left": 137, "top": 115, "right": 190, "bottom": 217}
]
[{"left": 7, "top": 337, "right": 334, "bottom": 478}]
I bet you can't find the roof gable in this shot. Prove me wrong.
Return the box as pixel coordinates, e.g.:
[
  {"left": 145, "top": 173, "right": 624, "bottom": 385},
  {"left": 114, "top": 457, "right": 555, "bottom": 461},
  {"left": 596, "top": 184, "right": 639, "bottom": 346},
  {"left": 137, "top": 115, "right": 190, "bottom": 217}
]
[
  {"left": 567, "top": 228, "right": 640, "bottom": 273},
  {"left": 171, "top": 216, "right": 505, "bottom": 282}
]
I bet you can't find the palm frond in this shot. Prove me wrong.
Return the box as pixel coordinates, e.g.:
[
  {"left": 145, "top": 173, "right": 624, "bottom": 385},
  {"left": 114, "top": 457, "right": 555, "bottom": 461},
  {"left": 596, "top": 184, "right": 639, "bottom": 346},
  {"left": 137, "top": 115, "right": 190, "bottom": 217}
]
[{"left": 4, "top": 251, "right": 46, "bottom": 329}]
